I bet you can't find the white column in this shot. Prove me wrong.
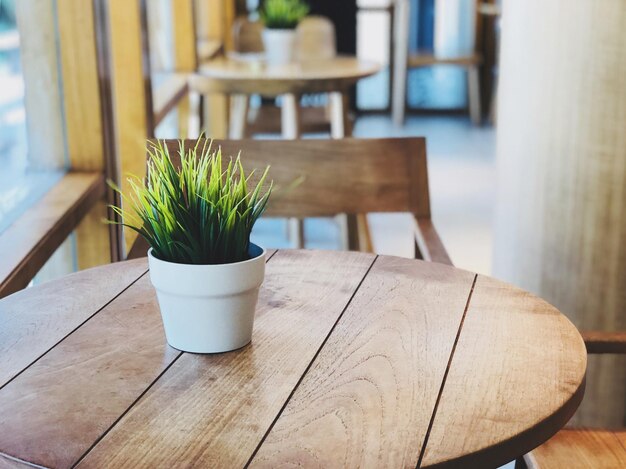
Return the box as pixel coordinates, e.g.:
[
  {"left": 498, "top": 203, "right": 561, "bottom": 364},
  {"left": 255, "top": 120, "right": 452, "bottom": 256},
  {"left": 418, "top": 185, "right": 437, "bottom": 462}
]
[{"left": 493, "top": 0, "right": 626, "bottom": 426}]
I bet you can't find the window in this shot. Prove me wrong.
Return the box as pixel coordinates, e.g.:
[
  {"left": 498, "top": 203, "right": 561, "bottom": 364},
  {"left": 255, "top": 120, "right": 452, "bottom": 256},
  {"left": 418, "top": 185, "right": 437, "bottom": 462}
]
[{"left": 0, "top": 0, "right": 64, "bottom": 234}]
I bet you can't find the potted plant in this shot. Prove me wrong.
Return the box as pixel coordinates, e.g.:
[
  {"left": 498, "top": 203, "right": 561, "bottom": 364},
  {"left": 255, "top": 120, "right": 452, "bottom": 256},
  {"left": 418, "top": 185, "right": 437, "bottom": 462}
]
[
  {"left": 260, "top": 0, "right": 309, "bottom": 65},
  {"left": 111, "top": 140, "right": 272, "bottom": 353}
]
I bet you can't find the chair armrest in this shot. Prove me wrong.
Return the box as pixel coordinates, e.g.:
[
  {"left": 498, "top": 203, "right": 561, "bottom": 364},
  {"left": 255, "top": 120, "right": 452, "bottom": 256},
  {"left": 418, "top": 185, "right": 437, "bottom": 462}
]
[
  {"left": 582, "top": 331, "right": 626, "bottom": 354},
  {"left": 414, "top": 216, "right": 453, "bottom": 266}
]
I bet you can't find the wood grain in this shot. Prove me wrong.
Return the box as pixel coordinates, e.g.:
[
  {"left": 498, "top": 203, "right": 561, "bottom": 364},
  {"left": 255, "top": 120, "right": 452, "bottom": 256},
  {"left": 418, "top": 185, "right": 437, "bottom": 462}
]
[
  {"left": 420, "top": 275, "right": 587, "bottom": 468},
  {"left": 527, "top": 429, "right": 626, "bottom": 469},
  {"left": 77, "top": 250, "right": 375, "bottom": 468},
  {"left": 0, "top": 273, "right": 180, "bottom": 469},
  {"left": 0, "top": 258, "right": 148, "bottom": 389},
  {"left": 0, "top": 172, "right": 105, "bottom": 298},
  {"left": 249, "top": 257, "right": 475, "bottom": 468}
]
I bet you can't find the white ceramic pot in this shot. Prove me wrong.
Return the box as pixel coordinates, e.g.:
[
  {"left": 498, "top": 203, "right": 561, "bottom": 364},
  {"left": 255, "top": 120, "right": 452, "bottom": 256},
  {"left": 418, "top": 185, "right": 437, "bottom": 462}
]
[
  {"left": 262, "top": 28, "right": 297, "bottom": 65},
  {"left": 148, "top": 243, "right": 266, "bottom": 354}
]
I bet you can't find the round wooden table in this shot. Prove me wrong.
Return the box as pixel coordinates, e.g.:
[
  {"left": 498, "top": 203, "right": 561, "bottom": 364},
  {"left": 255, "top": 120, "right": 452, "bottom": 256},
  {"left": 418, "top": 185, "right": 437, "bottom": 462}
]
[
  {"left": 0, "top": 250, "right": 586, "bottom": 468},
  {"left": 193, "top": 55, "right": 381, "bottom": 96},
  {"left": 191, "top": 55, "right": 381, "bottom": 139}
]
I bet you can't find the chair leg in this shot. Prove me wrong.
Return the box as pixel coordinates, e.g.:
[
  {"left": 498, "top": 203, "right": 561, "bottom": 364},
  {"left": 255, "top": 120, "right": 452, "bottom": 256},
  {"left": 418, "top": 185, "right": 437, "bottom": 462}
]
[
  {"left": 392, "top": 0, "right": 410, "bottom": 126},
  {"left": 341, "top": 214, "right": 374, "bottom": 252},
  {"left": 288, "top": 218, "right": 304, "bottom": 249},
  {"left": 228, "top": 94, "right": 248, "bottom": 139},
  {"left": 467, "top": 65, "right": 482, "bottom": 125}
]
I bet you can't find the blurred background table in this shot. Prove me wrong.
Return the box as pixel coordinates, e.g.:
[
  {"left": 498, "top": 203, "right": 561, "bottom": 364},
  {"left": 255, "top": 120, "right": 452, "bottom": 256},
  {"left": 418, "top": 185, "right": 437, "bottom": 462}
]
[
  {"left": 0, "top": 250, "right": 585, "bottom": 468},
  {"left": 190, "top": 55, "right": 381, "bottom": 139}
]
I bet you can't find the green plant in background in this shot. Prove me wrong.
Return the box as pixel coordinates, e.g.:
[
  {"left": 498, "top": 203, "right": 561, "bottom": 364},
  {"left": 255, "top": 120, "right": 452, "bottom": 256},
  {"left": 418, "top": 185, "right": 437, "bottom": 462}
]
[
  {"left": 261, "top": 0, "right": 309, "bottom": 29},
  {"left": 110, "top": 140, "right": 272, "bottom": 265}
]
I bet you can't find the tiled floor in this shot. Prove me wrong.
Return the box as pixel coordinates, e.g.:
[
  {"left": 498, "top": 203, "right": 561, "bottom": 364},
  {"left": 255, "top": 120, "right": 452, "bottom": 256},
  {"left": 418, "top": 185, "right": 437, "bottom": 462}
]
[{"left": 251, "top": 114, "right": 497, "bottom": 275}]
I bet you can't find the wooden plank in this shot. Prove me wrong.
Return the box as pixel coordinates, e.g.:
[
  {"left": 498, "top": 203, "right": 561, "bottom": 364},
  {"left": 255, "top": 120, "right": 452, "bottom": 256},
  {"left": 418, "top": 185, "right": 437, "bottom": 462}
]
[
  {"left": 420, "top": 275, "right": 587, "bottom": 468},
  {"left": 527, "top": 429, "right": 626, "bottom": 469},
  {"left": 0, "top": 273, "right": 178, "bottom": 469},
  {"left": 107, "top": 0, "right": 152, "bottom": 253},
  {"left": 0, "top": 258, "right": 147, "bottom": 388},
  {"left": 0, "top": 172, "right": 105, "bottom": 298},
  {"left": 249, "top": 257, "right": 475, "bottom": 467},
  {"left": 171, "top": 0, "right": 196, "bottom": 137},
  {"left": 77, "top": 250, "right": 375, "bottom": 468},
  {"left": 57, "top": 0, "right": 104, "bottom": 171}
]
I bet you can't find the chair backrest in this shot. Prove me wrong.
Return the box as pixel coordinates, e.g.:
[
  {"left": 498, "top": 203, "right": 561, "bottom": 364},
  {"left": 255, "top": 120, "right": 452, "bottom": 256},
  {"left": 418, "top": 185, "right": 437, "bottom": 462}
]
[
  {"left": 296, "top": 16, "right": 336, "bottom": 60},
  {"left": 232, "top": 17, "right": 264, "bottom": 53},
  {"left": 151, "top": 138, "right": 431, "bottom": 218}
]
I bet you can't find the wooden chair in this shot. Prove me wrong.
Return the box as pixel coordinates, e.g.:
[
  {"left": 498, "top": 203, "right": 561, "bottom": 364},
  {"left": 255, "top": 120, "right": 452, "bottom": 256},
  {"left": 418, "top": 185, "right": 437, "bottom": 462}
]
[
  {"left": 296, "top": 15, "right": 336, "bottom": 61},
  {"left": 127, "top": 137, "right": 451, "bottom": 266},
  {"left": 230, "top": 16, "right": 342, "bottom": 137},
  {"left": 392, "top": 0, "right": 485, "bottom": 125},
  {"left": 231, "top": 16, "right": 264, "bottom": 54},
  {"left": 521, "top": 332, "right": 626, "bottom": 468}
]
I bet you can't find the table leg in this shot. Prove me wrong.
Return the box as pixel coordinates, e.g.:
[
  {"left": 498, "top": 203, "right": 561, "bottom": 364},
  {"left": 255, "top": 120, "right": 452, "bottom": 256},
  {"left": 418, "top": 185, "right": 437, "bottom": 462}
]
[
  {"left": 228, "top": 94, "right": 248, "bottom": 139},
  {"left": 281, "top": 93, "right": 301, "bottom": 139},
  {"left": 281, "top": 93, "right": 304, "bottom": 248},
  {"left": 468, "top": 65, "right": 482, "bottom": 125},
  {"left": 392, "top": 0, "right": 410, "bottom": 126},
  {"left": 329, "top": 91, "right": 350, "bottom": 139}
]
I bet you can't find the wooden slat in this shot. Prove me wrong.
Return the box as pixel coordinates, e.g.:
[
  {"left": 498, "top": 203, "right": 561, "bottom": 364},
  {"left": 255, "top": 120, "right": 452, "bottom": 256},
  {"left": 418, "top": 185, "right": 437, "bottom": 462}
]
[
  {"left": 0, "top": 258, "right": 147, "bottom": 389},
  {"left": 77, "top": 250, "right": 375, "bottom": 468},
  {"left": 420, "top": 275, "right": 587, "bottom": 468},
  {"left": 106, "top": 0, "right": 152, "bottom": 253},
  {"left": 407, "top": 52, "right": 482, "bottom": 68},
  {"left": 159, "top": 138, "right": 431, "bottom": 218},
  {"left": 152, "top": 74, "right": 189, "bottom": 126},
  {"left": 527, "top": 429, "right": 626, "bottom": 469},
  {"left": 583, "top": 330, "right": 626, "bottom": 354},
  {"left": 246, "top": 105, "right": 334, "bottom": 136},
  {"left": 0, "top": 273, "right": 178, "bottom": 469},
  {"left": 0, "top": 172, "right": 104, "bottom": 298},
  {"left": 249, "top": 257, "right": 475, "bottom": 467}
]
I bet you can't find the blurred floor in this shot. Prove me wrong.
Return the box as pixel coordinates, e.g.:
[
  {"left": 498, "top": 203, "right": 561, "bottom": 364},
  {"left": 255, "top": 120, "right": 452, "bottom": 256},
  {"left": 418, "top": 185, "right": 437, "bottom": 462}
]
[{"left": 252, "top": 114, "right": 496, "bottom": 275}]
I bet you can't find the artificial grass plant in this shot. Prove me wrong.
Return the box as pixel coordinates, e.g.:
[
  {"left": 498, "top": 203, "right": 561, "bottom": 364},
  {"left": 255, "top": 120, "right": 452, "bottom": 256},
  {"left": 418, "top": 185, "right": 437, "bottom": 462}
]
[
  {"left": 110, "top": 139, "right": 272, "bottom": 265},
  {"left": 261, "top": 0, "right": 309, "bottom": 29}
]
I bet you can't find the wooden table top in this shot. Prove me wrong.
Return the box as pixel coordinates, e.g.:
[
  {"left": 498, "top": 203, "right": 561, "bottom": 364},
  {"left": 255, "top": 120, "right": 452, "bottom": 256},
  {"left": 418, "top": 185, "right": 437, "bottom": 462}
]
[
  {"left": 0, "top": 250, "right": 586, "bottom": 468},
  {"left": 190, "top": 55, "right": 381, "bottom": 95}
]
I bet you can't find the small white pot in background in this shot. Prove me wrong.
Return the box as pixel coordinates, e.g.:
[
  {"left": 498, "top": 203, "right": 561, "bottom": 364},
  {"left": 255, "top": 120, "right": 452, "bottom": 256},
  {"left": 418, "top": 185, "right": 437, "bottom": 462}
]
[
  {"left": 262, "top": 28, "right": 297, "bottom": 65},
  {"left": 148, "top": 244, "right": 266, "bottom": 354}
]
